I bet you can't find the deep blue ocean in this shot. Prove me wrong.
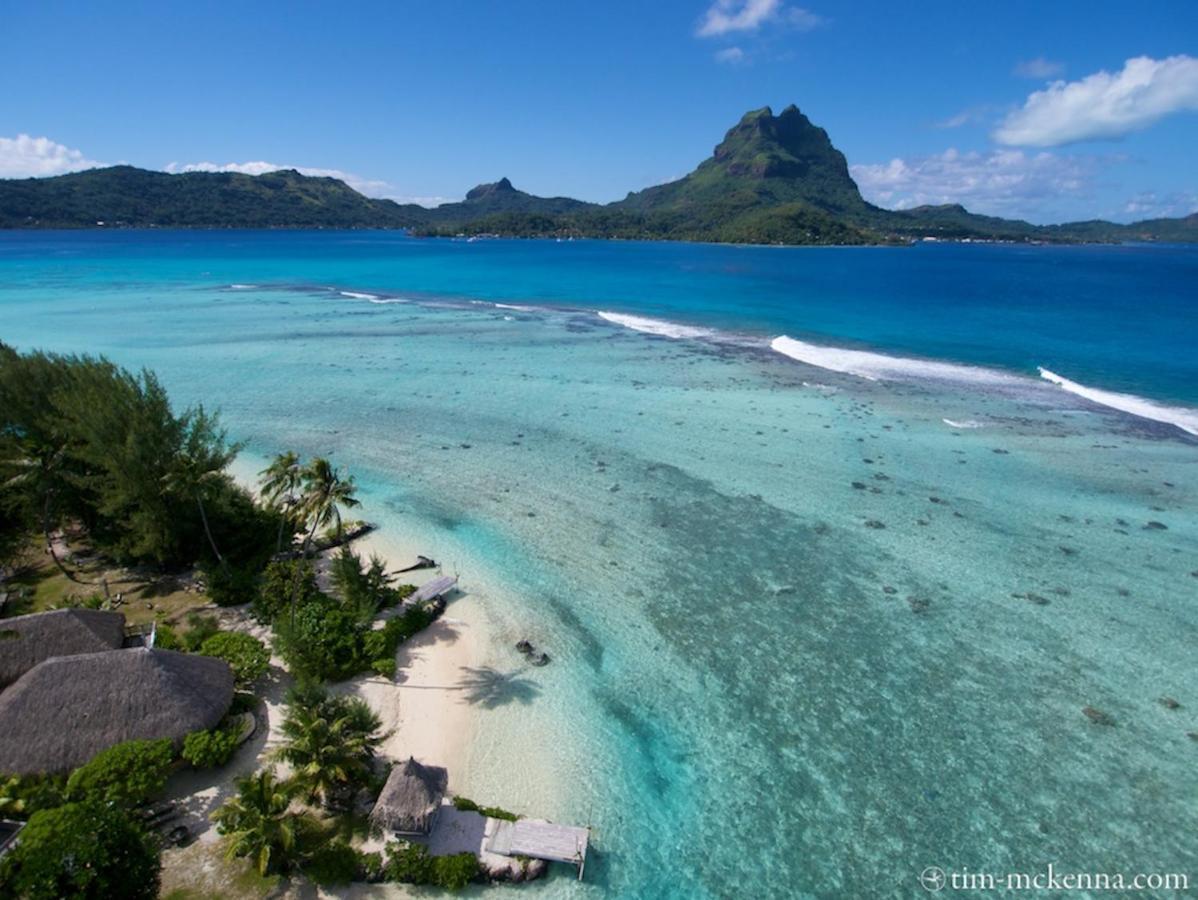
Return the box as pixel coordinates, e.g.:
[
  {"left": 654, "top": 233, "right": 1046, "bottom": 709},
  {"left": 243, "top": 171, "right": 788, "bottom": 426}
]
[{"left": 1, "top": 231, "right": 1195, "bottom": 898}]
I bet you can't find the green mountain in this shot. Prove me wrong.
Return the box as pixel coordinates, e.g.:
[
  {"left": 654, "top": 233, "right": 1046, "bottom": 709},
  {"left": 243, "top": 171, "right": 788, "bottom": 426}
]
[
  {"left": 2, "top": 108, "right": 1195, "bottom": 244},
  {"left": 423, "top": 177, "right": 596, "bottom": 224},
  {"left": 0, "top": 165, "right": 426, "bottom": 229}
]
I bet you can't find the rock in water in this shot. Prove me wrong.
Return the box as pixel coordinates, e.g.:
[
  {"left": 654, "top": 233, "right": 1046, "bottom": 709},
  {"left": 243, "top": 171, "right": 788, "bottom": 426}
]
[{"left": 1082, "top": 706, "right": 1116, "bottom": 726}]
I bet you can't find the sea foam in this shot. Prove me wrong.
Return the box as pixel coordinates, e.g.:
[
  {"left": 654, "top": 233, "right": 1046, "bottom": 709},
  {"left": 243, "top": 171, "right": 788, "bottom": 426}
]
[
  {"left": 771, "top": 335, "right": 1020, "bottom": 385},
  {"left": 1038, "top": 368, "right": 1198, "bottom": 436},
  {"left": 598, "top": 311, "right": 716, "bottom": 340}
]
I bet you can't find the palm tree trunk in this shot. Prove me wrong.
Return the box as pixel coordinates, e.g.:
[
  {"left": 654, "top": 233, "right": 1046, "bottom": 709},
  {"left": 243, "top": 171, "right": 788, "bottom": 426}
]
[
  {"left": 42, "top": 494, "right": 82, "bottom": 584},
  {"left": 196, "top": 495, "right": 226, "bottom": 569},
  {"left": 289, "top": 516, "right": 322, "bottom": 630}
]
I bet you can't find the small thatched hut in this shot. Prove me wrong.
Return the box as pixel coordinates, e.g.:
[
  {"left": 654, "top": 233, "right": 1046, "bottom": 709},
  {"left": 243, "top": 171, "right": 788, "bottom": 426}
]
[
  {"left": 0, "top": 647, "right": 234, "bottom": 774},
  {"left": 0, "top": 608, "right": 126, "bottom": 689},
  {"left": 370, "top": 757, "right": 449, "bottom": 836}
]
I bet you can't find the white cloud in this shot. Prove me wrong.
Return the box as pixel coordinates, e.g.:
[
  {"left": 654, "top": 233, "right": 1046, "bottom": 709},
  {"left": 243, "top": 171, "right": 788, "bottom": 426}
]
[
  {"left": 851, "top": 148, "right": 1101, "bottom": 221},
  {"left": 995, "top": 55, "right": 1198, "bottom": 146},
  {"left": 696, "top": 0, "right": 821, "bottom": 37},
  {"left": 0, "top": 134, "right": 104, "bottom": 178},
  {"left": 1121, "top": 190, "right": 1198, "bottom": 220},
  {"left": 163, "top": 159, "right": 396, "bottom": 198},
  {"left": 1013, "top": 57, "right": 1064, "bottom": 80},
  {"left": 714, "top": 46, "right": 746, "bottom": 64}
]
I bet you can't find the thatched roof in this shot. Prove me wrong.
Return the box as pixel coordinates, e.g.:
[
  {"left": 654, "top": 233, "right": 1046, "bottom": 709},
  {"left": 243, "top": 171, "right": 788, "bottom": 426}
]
[
  {"left": 370, "top": 757, "right": 448, "bottom": 835},
  {"left": 0, "top": 648, "right": 234, "bottom": 775},
  {"left": 0, "top": 608, "right": 126, "bottom": 689}
]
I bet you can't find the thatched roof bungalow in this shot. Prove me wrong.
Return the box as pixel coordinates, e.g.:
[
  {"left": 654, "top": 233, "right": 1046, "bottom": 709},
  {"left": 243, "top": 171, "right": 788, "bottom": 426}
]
[
  {"left": 370, "top": 757, "right": 448, "bottom": 836},
  {"left": 0, "top": 608, "right": 126, "bottom": 689},
  {"left": 0, "top": 647, "right": 234, "bottom": 775}
]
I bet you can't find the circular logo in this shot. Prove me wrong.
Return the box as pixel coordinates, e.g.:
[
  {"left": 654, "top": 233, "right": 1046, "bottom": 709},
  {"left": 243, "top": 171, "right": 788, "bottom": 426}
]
[{"left": 919, "top": 867, "right": 947, "bottom": 892}]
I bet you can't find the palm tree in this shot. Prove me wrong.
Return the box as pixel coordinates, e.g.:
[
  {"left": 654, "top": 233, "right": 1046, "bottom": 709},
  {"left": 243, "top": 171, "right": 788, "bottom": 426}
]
[
  {"left": 288, "top": 457, "right": 360, "bottom": 626},
  {"left": 213, "top": 768, "right": 307, "bottom": 876},
  {"left": 1, "top": 441, "right": 86, "bottom": 583},
  {"left": 275, "top": 692, "right": 383, "bottom": 808},
  {"left": 259, "top": 450, "right": 301, "bottom": 554},
  {"left": 299, "top": 457, "right": 360, "bottom": 548},
  {"left": 162, "top": 410, "right": 240, "bottom": 569}
]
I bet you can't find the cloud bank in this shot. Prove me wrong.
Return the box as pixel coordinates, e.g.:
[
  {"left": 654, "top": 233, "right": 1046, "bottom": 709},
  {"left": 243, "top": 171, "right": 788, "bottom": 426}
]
[
  {"left": 696, "top": 0, "right": 821, "bottom": 37},
  {"left": 0, "top": 134, "right": 104, "bottom": 178},
  {"left": 851, "top": 148, "right": 1100, "bottom": 221},
  {"left": 995, "top": 55, "right": 1198, "bottom": 146}
]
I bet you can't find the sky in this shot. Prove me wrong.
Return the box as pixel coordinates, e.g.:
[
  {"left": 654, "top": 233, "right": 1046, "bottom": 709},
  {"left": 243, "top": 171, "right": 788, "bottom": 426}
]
[{"left": 1, "top": 0, "right": 1196, "bottom": 223}]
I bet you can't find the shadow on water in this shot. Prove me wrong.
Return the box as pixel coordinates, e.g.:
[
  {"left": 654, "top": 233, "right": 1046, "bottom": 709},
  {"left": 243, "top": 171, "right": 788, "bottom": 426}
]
[{"left": 455, "top": 666, "right": 542, "bottom": 709}]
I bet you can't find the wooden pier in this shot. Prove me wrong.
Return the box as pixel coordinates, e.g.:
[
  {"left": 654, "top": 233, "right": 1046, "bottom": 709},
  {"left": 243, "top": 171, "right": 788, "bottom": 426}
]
[
  {"left": 408, "top": 575, "right": 458, "bottom": 604},
  {"left": 486, "top": 819, "right": 591, "bottom": 880}
]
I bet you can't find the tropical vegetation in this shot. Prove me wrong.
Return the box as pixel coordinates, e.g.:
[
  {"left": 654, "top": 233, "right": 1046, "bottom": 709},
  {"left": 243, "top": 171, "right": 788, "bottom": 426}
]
[{"left": 0, "top": 801, "right": 161, "bottom": 899}]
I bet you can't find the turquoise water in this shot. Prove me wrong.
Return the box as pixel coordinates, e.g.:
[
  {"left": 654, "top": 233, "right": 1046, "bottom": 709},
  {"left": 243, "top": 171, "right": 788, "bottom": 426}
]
[{"left": 1, "top": 232, "right": 1195, "bottom": 897}]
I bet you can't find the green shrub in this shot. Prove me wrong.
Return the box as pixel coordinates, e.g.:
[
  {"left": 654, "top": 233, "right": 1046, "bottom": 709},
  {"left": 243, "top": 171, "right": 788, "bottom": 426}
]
[
  {"left": 274, "top": 599, "right": 365, "bottom": 681},
  {"left": 0, "top": 773, "right": 66, "bottom": 820},
  {"left": 64, "top": 738, "right": 174, "bottom": 806},
  {"left": 357, "top": 850, "right": 385, "bottom": 882},
  {"left": 452, "top": 795, "right": 519, "bottom": 821},
  {"left": 199, "top": 631, "right": 269, "bottom": 687},
  {"left": 153, "top": 623, "right": 183, "bottom": 650},
  {"left": 381, "top": 843, "right": 480, "bottom": 890},
  {"left": 255, "top": 558, "right": 320, "bottom": 624},
  {"left": 371, "top": 658, "right": 396, "bottom": 678},
  {"left": 0, "top": 802, "right": 160, "bottom": 899},
  {"left": 303, "top": 840, "right": 360, "bottom": 886},
  {"left": 181, "top": 611, "right": 220, "bottom": 651},
  {"left": 181, "top": 726, "right": 240, "bottom": 768},
  {"left": 383, "top": 841, "right": 433, "bottom": 884},
  {"left": 431, "top": 852, "right": 482, "bottom": 890},
  {"left": 200, "top": 559, "right": 260, "bottom": 607}
]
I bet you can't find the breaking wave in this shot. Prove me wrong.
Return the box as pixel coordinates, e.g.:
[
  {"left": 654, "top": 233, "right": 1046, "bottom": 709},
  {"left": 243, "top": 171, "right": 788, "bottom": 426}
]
[
  {"left": 1038, "top": 368, "right": 1198, "bottom": 436},
  {"left": 770, "top": 336, "right": 1021, "bottom": 386},
  {"left": 598, "top": 311, "right": 717, "bottom": 340}
]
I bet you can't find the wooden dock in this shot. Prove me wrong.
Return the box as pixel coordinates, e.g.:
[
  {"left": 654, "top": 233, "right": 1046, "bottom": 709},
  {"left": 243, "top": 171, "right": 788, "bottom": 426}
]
[
  {"left": 408, "top": 575, "right": 458, "bottom": 604},
  {"left": 486, "top": 819, "right": 590, "bottom": 880}
]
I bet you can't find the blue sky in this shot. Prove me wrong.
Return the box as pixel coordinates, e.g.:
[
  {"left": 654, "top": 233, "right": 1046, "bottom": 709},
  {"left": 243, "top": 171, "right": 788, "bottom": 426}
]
[{"left": 2, "top": 0, "right": 1196, "bottom": 223}]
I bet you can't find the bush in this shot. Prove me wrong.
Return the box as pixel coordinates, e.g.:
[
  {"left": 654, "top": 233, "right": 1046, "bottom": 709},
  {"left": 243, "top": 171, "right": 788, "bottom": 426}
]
[
  {"left": 199, "top": 631, "right": 269, "bottom": 687},
  {"left": 303, "top": 840, "right": 361, "bottom": 886},
  {"left": 383, "top": 842, "right": 432, "bottom": 884},
  {"left": 431, "top": 853, "right": 483, "bottom": 890},
  {"left": 452, "top": 795, "right": 519, "bottom": 821},
  {"left": 200, "top": 559, "right": 260, "bottom": 607},
  {"left": 381, "top": 843, "right": 481, "bottom": 890},
  {"left": 64, "top": 738, "right": 174, "bottom": 806},
  {"left": 357, "top": 850, "right": 385, "bottom": 883},
  {"left": 0, "top": 773, "right": 66, "bottom": 820},
  {"left": 255, "top": 558, "right": 321, "bottom": 624},
  {"left": 0, "top": 801, "right": 160, "bottom": 899},
  {"left": 370, "top": 657, "right": 396, "bottom": 678},
  {"left": 180, "top": 611, "right": 220, "bottom": 651},
  {"left": 181, "top": 726, "right": 240, "bottom": 768},
  {"left": 153, "top": 623, "right": 183, "bottom": 650}
]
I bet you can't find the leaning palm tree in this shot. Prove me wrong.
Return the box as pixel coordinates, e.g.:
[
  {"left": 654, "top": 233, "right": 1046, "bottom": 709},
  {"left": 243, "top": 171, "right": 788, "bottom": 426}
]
[
  {"left": 162, "top": 409, "right": 241, "bottom": 569},
  {"left": 0, "top": 441, "right": 86, "bottom": 583},
  {"left": 299, "top": 457, "right": 360, "bottom": 548},
  {"left": 213, "top": 768, "right": 307, "bottom": 876},
  {"left": 275, "top": 692, "right": 384, "bottom": 808},
  {"left": 287, "top": 457, "right": 360, "bottom": 626},
  {"left": 259, "top": 450, "right": 302, "bottom": 554}
]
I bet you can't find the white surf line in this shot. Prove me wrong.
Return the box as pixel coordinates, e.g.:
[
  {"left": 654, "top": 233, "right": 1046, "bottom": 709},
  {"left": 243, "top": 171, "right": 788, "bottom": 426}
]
[
  {"left": 597, "top": 310, "right": 717, "bottom": 340},
  {"left": 770, "top": 335, "right": 1022, "bottom": 385},
  {"left": 1038, "top": 368, "right": 1198, "bottom": 436}
]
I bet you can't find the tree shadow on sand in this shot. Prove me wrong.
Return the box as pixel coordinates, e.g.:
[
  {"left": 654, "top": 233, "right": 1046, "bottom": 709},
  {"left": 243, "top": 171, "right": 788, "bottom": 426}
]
[{"left": 455, "top": 666, "right": 541, "bottom": 709}]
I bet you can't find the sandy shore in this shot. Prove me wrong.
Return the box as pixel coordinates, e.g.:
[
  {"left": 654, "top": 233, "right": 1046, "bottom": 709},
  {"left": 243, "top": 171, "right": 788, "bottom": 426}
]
[{"left": 342, "top": 529, "right": 482, "bottom": 791}]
